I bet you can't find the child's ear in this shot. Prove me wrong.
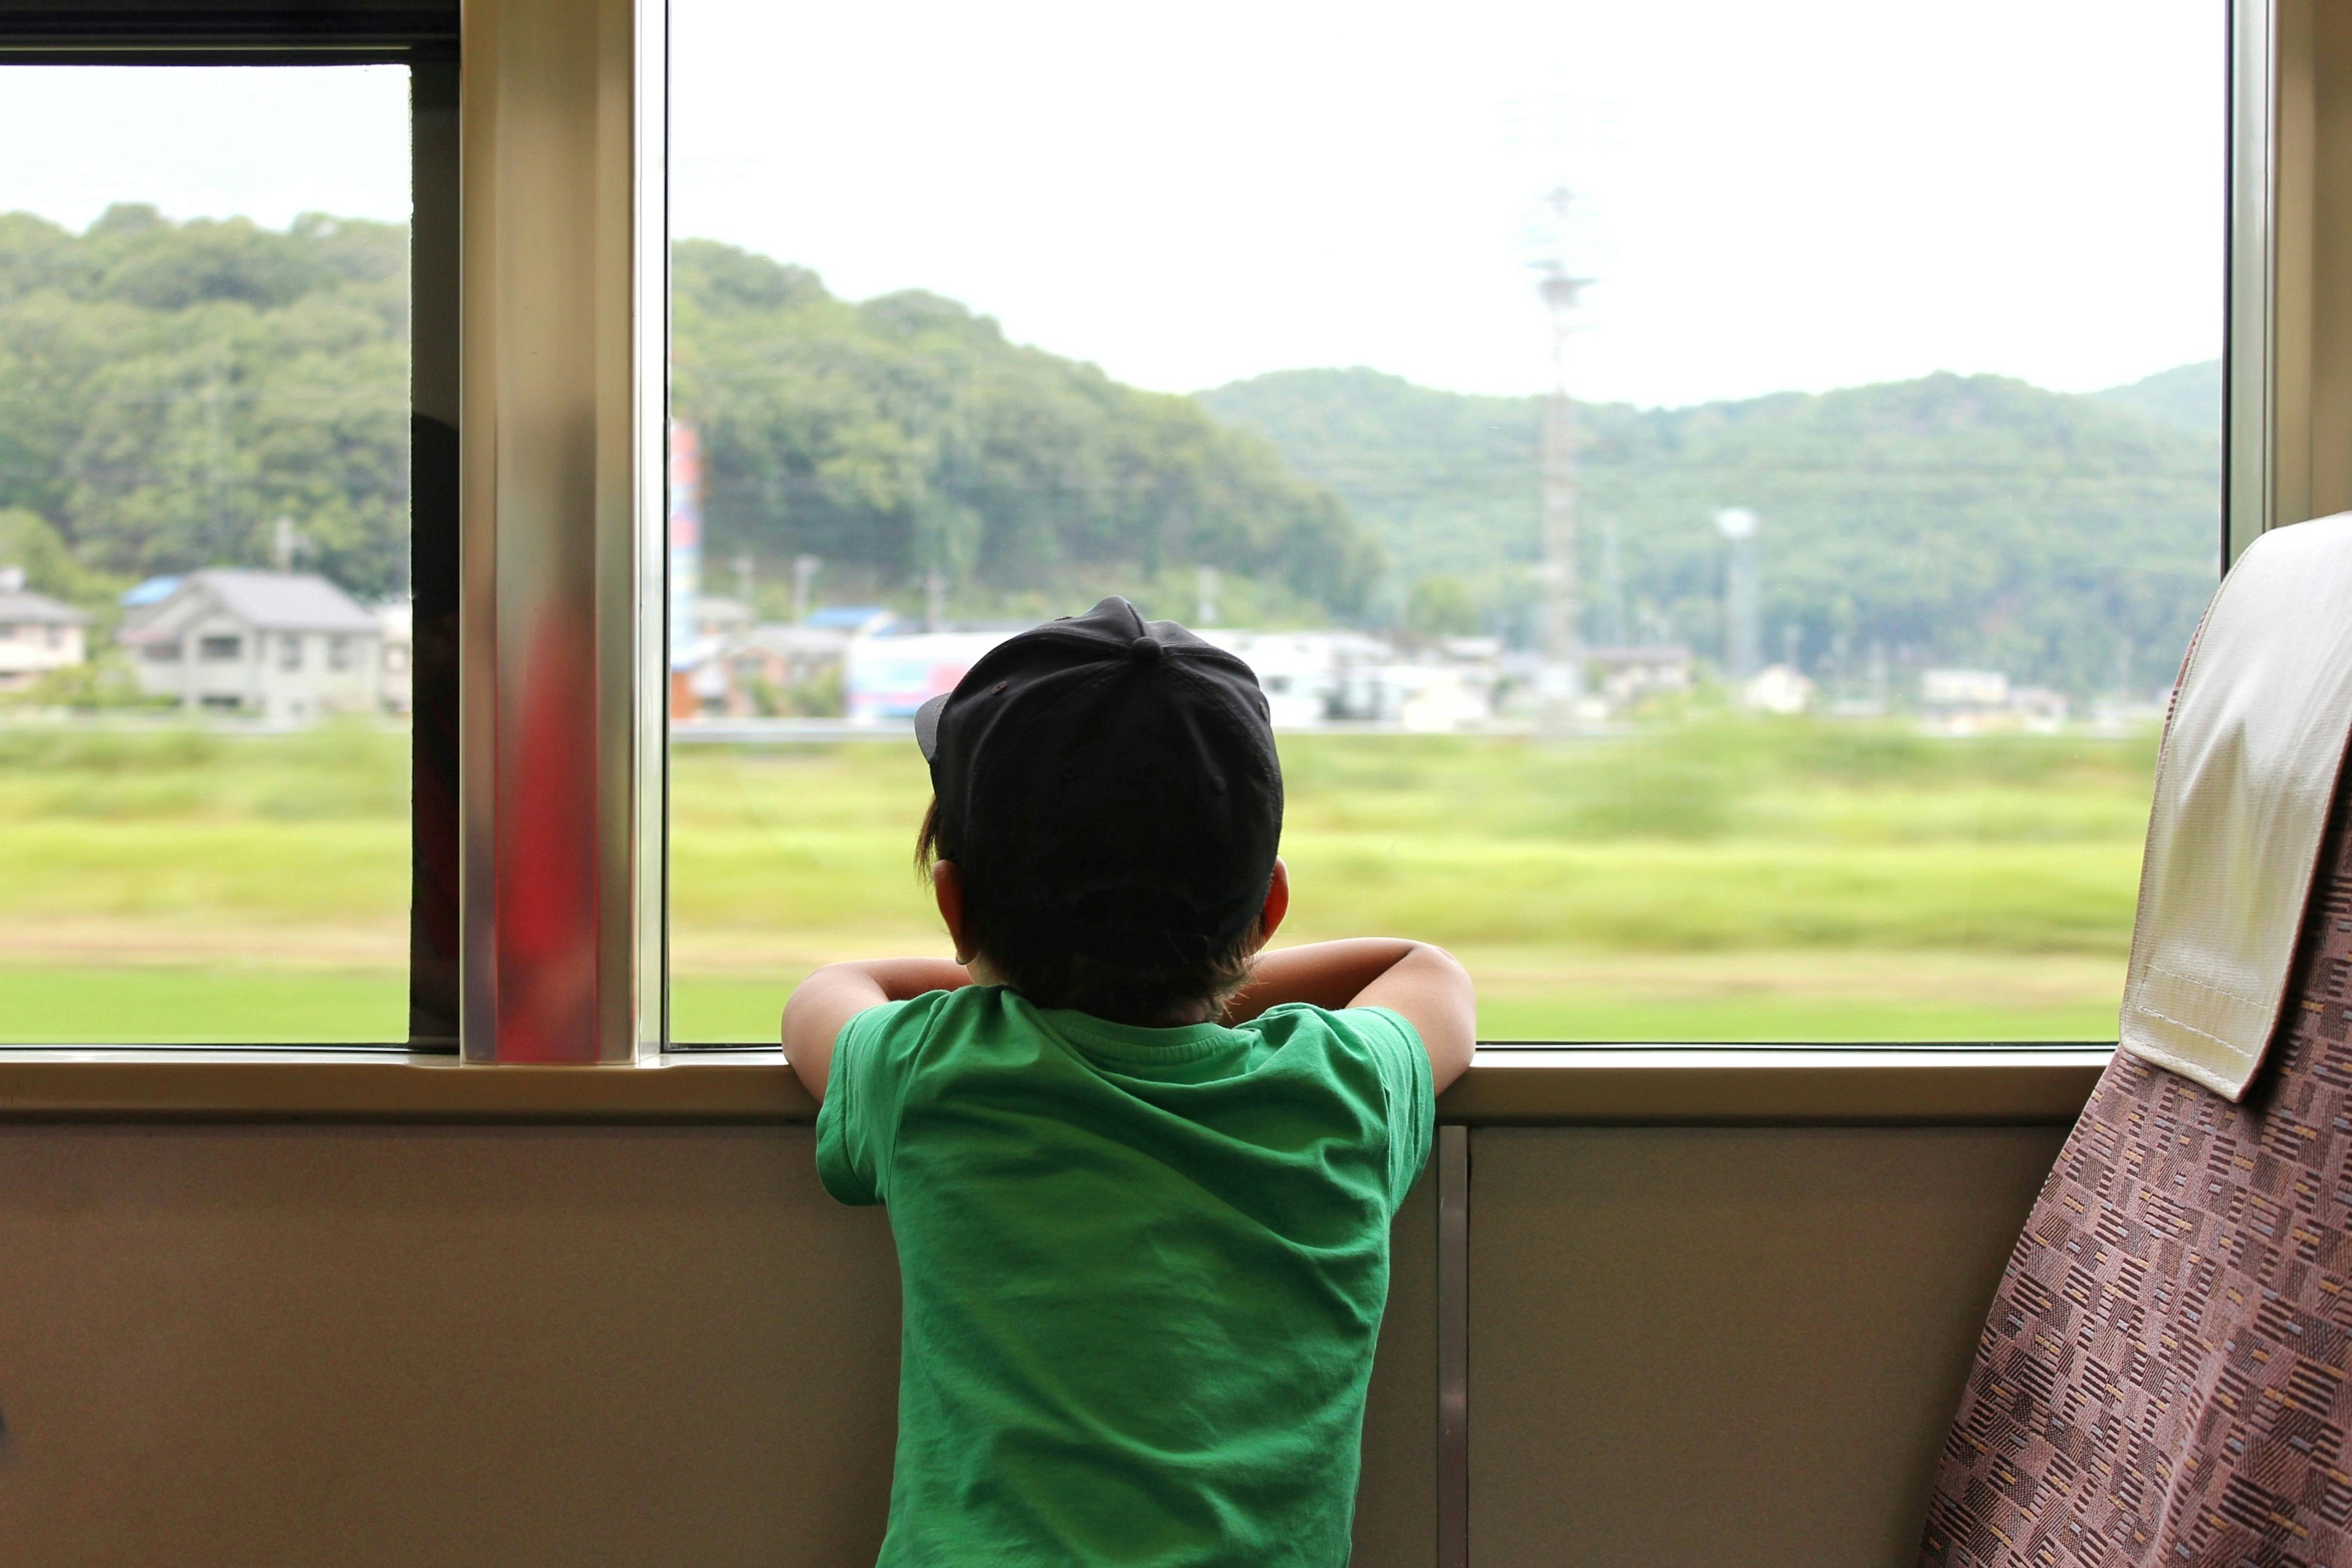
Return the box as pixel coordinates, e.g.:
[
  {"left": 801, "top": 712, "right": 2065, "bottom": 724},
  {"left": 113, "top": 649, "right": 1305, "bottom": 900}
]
[
  {"left": 933, "top": 860, "right": 978, "bottom": 965},
  {"left": 1255, "top": 858, "right": 1291, "bottom": 949}
]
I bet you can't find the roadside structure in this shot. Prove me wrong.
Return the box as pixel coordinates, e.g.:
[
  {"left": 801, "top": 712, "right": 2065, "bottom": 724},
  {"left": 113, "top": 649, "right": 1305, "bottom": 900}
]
[
  {"left": 377, "top": 601, "right": 414, "bottom": 715},
  {"left": 713, "top": 623, "right": 851, "bottom": 717},
  {"left": 1585, "top": 645, "right": 1694, "bottom": 712},
  {"left": 119, "top": 569, "right": 385, "bottom": 723},
  {"left": 0, "top": 567, "right": 91, "bottom": 692}
]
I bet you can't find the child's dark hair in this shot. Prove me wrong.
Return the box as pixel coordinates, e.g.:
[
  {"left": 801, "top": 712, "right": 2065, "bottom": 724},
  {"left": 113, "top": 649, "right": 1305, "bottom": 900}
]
[{"left": 918, "top": 799, "right": 1260, "bottom": 1025}]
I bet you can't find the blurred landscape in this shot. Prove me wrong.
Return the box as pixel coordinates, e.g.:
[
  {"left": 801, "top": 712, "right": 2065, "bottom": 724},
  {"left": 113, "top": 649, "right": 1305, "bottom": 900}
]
[
  {"left": 0, "top": 720, "right": 2150, "bottom": 1042},
  {"left": 0, "top": 210, "right": 2195, "bottom": 1042}
]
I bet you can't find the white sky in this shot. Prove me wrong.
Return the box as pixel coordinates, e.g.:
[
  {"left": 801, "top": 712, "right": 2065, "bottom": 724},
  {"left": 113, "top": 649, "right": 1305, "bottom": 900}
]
[
  {"left": 0, "top": 2, "right": 2224, "bottom": 406},
  {"left": 0, "top": 66, "right": 412, "bottom": 233},
  {"left": 676, "top": 0, "right": 2222, "bottom": 404}
]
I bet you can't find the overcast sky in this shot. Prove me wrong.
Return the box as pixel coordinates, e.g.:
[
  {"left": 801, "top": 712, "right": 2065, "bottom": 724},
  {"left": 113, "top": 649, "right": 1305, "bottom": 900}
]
[{"left": 0, "top": 0, "right": 2222, "bottom": 407}]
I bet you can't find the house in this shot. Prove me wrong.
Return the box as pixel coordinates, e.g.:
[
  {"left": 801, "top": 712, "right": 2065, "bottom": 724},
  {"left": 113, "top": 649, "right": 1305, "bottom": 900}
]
[
  {"left": 0, "top": 567, "right": 91, "bottom": 691},
  {"left": 119, "top": 569, "right": 385, "bottom": 723},
  {"left": 1585, "top": 644, "right": 1695, "bottom": 710},
  {"left": 713, "top": 623, "right": 850, "bottom": 717}
]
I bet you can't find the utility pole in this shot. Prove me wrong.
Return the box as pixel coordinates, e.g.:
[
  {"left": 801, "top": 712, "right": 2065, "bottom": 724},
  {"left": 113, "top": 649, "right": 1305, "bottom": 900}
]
[
  {"left": 1529, "top": 186, "right": 1591, "bottom": 736},
  {"left": 793, "top": 554, "right": 821, "bottom": 624},
  {"left": 1196, "top": 565, "right": 1220, "bottom": 627},
  {"left": 1600, "top": 514, "right": 1625, "bottom": 649},
  {"left": 205, "top": 344, "right": 227, "bottom": 565}
]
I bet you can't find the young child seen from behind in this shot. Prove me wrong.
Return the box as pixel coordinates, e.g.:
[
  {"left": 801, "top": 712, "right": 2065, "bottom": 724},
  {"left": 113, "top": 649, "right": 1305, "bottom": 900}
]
[{"left": 782, "top": 596, "right": 1476, "bottom": 1567}]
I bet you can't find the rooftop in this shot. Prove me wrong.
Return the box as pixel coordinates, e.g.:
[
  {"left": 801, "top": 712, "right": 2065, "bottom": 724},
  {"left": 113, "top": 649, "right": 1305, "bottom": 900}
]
[
  {"left": 0, "top": 587, "right": 91, "bottom": 625},
  {"left": 131, "top": 570, "right": 379, "bottom": 636}
]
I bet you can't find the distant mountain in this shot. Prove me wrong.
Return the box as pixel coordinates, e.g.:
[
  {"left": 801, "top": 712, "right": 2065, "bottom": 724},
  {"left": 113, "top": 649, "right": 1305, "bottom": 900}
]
[
  {"left": 2092, "top": 359, "right": 2220, "bottom": 435},
  {"left": 1194, "top": 370, "right": 1536, "bottom": 591},
  {"left": 1197, "top": 366, "right": 2219, "bottom": 695}
]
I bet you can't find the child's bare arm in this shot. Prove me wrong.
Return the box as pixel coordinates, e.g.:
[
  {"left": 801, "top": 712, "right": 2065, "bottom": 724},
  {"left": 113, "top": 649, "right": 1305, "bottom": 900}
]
[
  {"left": 782, "top": 958, "right": 973, "bottom": 1101},
  {"left": 1224, "top": 939, "right": 1476, "bottom": 1093}
]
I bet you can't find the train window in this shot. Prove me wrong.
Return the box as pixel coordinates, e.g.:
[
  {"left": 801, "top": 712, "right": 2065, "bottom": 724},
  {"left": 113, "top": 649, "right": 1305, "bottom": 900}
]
[
  {"left": 0, "top": 64, "right": 418, "bottom": 1044},
  {"left": 664, "top": 0, "right": 2221, "bottom": 1043}
]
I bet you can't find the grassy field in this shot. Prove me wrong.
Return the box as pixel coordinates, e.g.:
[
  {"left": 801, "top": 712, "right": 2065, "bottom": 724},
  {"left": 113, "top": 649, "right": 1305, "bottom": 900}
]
[
  {"left": 668, "top": 723, "right": 2153, "bottom": 1042},
  {"left": 0, "top": 718, "right": 2158, "bottom": 1044}
]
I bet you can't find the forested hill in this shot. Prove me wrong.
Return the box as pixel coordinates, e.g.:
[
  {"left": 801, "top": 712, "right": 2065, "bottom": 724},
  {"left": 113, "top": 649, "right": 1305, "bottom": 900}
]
[
  {"left": 0, "top": 207, "right": 2220, "bottom": 694},
  {"left": 0, "top": 205, "right": 410, "bottom": 599},
  {"left": 1199, "top": 365, "right": 2220, "bottom": 694},
  {"left": 0, "top": 215, "right": 1382, "bottom": 621},
  {"left": 2092, "top": 359, "right": 2220, "bottom": 433},
  {"left": 671, "top": 240, "right": 1381, "bottom": 617}
]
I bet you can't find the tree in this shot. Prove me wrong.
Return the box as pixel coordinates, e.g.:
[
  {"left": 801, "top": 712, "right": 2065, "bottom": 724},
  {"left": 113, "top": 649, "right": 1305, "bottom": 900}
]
[
  {"left": 1407, "top": 575, "right": 1480, "bottom": 638},
  {"left": 0, "top": 207, "right": 410, "bottom": 598},
  {"left": 1202, "top": 366, "right": 2218, "bottom": 693}
]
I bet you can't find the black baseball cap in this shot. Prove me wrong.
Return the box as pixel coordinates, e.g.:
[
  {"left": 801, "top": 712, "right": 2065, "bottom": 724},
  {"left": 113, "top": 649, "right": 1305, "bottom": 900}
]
[{"left": 916, "top": 597, "right": 1283, "bottom": 965}]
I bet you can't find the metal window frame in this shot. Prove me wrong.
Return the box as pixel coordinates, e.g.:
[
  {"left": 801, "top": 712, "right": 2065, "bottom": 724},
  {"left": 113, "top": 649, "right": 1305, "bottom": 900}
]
[
  {"left": 0, "top": 1, "right": 2266, "bottom": 1077},
  {"left": 455, "top": 0, "right": 666, "bottom": 1063},
  {"left": 2231, "top": 0, "right": 2280, "bottom": 565},
  {"left": 0, "top": 10, "right": 466, "bottom": 1054},
  {"left": 2230, "top": 0, "right": 2352, "bottom": 566},
  {"left": 0, "top": 0, "right": 668, "bottom": 1063},
  {"left": 0, "top": 4, "right": 458, "bottom": 64}
]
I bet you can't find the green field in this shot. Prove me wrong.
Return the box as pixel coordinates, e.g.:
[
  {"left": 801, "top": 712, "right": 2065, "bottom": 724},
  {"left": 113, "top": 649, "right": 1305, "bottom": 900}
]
[{"left": 0, "top": 719, "right": 2156, "bottom": 1045}]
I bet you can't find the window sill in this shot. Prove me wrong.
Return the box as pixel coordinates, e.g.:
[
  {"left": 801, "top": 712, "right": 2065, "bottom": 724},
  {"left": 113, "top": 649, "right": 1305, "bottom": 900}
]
[{"left": 0, "top": 1044, "right": 2109, "bottom": 1125}]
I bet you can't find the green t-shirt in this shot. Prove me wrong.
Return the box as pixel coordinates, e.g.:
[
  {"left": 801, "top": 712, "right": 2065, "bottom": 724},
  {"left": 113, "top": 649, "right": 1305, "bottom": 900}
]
[{"left": 816, "top": 985, "right": 1434, "bottom": 1567}]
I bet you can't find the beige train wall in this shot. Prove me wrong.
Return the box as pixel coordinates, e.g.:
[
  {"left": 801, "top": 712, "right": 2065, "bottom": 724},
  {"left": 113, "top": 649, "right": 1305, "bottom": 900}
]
[{"left": 0, "top": 1119, "right": 2060, "bottom": 1567}]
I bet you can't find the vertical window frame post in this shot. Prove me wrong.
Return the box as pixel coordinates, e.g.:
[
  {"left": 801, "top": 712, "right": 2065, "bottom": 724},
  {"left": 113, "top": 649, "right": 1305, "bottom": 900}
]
[
  {"left": 0, "top": 4, "right": 465, "bottom": 1053},
  {"left": 2231, "top": 0, "right": 2352, "bottom": 564},
  {"left": 2229, "top": 0, "right": 2277, "bottom": 565},
  {"left": 458, "top": 0, "right": 668, "bottom": 1063}
]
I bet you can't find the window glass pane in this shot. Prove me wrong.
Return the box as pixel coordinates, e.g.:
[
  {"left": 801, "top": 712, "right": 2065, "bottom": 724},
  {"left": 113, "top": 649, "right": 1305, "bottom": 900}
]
[
  {"left": 667, "top": 1, "right": 2218, "bottom": 1042},
  {"left": 0, "top": 66, "right": 413, "bottom": 1043}
]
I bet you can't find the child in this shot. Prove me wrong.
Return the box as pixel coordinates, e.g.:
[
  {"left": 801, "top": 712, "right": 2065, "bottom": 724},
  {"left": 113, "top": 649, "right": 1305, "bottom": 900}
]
[{"left": 782, "top": 596, "right": 1476, "bottom": 1566}]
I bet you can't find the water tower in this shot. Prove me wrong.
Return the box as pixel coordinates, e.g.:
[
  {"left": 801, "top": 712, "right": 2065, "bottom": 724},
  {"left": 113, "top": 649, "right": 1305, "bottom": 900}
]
[{"left": 1714, "top": 507, "right": 1760, "bottom": 682}]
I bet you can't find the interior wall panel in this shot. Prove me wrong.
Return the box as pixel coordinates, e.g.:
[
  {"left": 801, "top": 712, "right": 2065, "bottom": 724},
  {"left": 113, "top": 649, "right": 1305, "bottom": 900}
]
[
  {"left": 1354, "top": 1169, "right": 1438, "bottom": 1568},
  {"left": 0, "top": 1123, "right": 1435, "bottom": 1568},
  {"left": 1466, "top": 1125, "right": 2067, "bottom": 1568},
  {"left": 0, "top": 1126, "right": 900, "bottom": 1567}
]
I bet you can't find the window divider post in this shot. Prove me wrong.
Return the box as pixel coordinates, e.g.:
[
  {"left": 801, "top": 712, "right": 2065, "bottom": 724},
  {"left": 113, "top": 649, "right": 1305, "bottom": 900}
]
[{"left": 458, "top": 0, "right": 668, "bottom": 1063}]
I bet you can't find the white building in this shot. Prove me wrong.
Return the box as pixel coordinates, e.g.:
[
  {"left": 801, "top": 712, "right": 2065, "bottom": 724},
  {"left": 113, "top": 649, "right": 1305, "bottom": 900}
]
[
  {"left": 1920, "top": 668, "right": 2010, "bottom": 708},
  {"left": 0, "top": 567, "right": 90, "bottom": 691},
  {"left": 120, "top": 570, "right": 385, "bottom": 723},
  {"left": 377, "top": 601, "right": 414, "bottom": 715},
  {"left": 1362, "top": 662, "right": 1498, "bottom": 731},
  {"left": 1739, "top": 664, "right": 1817, "bottom": 715},
  {"left": 1585, "top": 645, "right": 1695, "bottom": 712},
  {"left": 1199, "top": 629, "right": 1392, "bottom": 727}
]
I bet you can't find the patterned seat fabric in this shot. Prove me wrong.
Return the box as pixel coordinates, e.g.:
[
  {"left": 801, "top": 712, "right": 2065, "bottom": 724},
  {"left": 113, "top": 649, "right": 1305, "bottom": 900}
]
[{"left": 1919, "top": 764, "right": 2352, "bottom": 1567}]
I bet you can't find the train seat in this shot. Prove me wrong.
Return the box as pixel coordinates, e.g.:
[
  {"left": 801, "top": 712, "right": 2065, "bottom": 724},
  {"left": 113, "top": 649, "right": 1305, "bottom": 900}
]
[{"left": 1920, "top": 514, "right": 2352, "bottom": 1566}]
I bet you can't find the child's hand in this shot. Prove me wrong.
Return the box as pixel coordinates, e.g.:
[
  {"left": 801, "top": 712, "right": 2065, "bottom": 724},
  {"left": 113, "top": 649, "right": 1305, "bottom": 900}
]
[
  {"left": 782, "top": 958, "right": 973, "bottom": 1099},
  {"left": 1224, "top": 940, "right": 1475, "bottom": 1093}
]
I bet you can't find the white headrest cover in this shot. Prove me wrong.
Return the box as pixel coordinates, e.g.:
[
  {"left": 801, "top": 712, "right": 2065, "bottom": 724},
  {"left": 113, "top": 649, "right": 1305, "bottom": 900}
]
[{"left": 2119, "top": 513, "right": 2352, "bottom": 1100}]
